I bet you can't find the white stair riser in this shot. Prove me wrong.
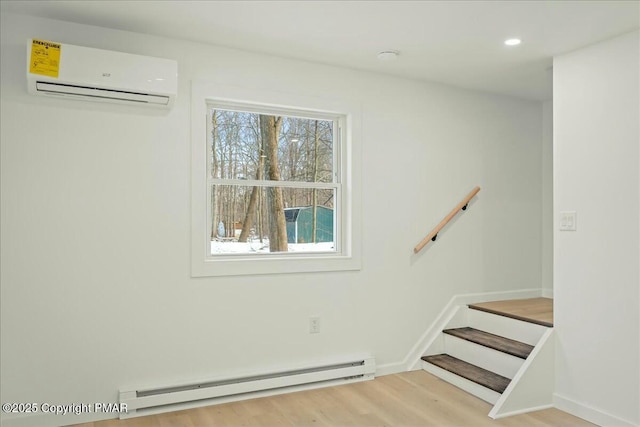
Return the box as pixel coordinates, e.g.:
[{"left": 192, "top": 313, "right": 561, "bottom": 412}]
[
  {"left": 422, "top": 361, "right": 501, "bottom": 404},
  {"left": 443, "top": 334, "right": 524, "bottom": 379},
  {"left": 468, "top": 310, "right": 547, "bottom": 345},
  {"left": 442, "top": 305, "right": 470, "bottom": 330}
]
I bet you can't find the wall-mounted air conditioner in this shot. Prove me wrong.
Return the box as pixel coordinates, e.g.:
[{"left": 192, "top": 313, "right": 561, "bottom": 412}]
[{"left": 26, "top": 39, "right": 177, "bottom": 108}]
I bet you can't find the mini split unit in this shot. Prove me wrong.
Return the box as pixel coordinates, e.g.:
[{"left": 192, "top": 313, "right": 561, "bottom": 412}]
[{"left": 26, "top": 38, "right": 178, "bottom": 108}]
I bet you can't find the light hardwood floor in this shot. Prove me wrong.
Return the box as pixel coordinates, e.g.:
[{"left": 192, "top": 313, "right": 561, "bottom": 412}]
[
  {"left": 74, "top": 370, "right": 594, "bottom": 427},
  {"left": 469, "top": 297, "right": 553, "bottom": 327}
]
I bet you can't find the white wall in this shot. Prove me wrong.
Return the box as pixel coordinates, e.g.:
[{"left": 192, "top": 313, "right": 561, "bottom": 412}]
[
  {"left": 554, "top": 30, "right": 640, "bottom": 427},
  {"left": 0, "top": 13, "right": 543, "bottom": 426}
]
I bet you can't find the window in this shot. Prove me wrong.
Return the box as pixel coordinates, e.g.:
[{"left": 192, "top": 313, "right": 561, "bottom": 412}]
[
  {"left": 191, "top": 82, "right": 361, "bottom": 276},
  {"left": 208, "top": 105, "right": 339, "bottom": 255}
]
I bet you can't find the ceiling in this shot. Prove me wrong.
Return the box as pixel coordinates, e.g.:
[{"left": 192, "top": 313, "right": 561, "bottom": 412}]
[{"left": 2, "top": 0, "right": 639, "bottom": 100}]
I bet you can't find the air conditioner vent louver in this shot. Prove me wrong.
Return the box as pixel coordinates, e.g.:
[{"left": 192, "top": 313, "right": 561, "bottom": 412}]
[{"left": 35, "top": 82, "right": 171, "bottom": 105}]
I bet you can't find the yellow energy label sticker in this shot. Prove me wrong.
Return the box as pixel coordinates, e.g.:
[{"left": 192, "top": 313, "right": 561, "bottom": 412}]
[{"left": 30, "top": 39, "right": 61, "bottom": 78}]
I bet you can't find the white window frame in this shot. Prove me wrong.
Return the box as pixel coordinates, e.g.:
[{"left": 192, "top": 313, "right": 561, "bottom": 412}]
[{"left": 191, "top": 81, "right": 361, "bottom": 277}]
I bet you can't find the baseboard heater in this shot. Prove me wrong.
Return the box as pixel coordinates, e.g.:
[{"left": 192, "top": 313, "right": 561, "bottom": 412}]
[{"left": 119, "top": 355, "right": 375, "bottom": 419}]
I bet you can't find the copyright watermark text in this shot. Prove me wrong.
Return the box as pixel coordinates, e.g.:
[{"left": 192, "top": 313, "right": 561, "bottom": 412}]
[{"left": 2, "top": 402, "right": 127, "bottom": 415}]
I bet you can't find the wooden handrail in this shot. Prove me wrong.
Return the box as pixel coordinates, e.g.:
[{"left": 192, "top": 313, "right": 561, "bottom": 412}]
[{"left": 414, "top": 186, "right": 481, "bottom": 254}]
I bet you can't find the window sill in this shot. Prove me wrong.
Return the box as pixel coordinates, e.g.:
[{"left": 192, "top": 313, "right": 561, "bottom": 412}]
[{"left": 191, "top": 253, "right": 361, "bottom": 277}]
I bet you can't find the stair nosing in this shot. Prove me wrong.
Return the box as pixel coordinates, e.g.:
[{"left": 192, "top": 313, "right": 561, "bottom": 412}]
[
  {"left": 422, "top": 354, "right": 510, "bottom": 394},
  {"left": 443, "top": 327, "right": 533, "bottom": 359}
]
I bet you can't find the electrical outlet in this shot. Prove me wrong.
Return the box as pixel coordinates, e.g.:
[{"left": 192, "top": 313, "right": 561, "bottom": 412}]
[{"left": 309, "top": 317, "right": 320, "bottom": 334}]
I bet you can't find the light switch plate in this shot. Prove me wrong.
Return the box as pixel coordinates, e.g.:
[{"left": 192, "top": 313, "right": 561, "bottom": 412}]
[{"left": 560, "top": 211, "right": 577, "bottom": 231}]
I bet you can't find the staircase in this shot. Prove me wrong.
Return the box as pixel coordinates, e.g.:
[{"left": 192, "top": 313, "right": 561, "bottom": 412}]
[{"left": 420, "top": 299, "right": 554, "bottom": 419}]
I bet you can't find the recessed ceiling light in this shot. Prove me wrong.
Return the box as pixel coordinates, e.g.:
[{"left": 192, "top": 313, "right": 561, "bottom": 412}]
[
  {"left": 504, "top": 38, "right": 522, "bottom": 46},
  {"left": 377, "top": 50, "right": 399, "bottom": 61}
]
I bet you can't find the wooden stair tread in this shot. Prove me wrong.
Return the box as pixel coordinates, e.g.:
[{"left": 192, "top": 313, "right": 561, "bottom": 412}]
[
  {"left": 443, "top": 327, "right": 533, "bottom": 359},
  {"left": 421, "top": 354, "right": 510, "bottom": 394},
  {"left": 468, "top": 298, "right": 553, "bottom": 327}
]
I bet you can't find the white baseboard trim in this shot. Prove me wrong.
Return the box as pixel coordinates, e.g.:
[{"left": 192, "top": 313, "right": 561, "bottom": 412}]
[
  {"left": 376, "top": 361, "right": 407, "bottom": 377},
  {"left": 554, "top": 393, "right": 638, "bottom": 427},
  {"left": 542, "top": 288, "right": 554, "bottom": 298},
  {"left": 404, "top": 288, "right": 544, "bottom": 371}
]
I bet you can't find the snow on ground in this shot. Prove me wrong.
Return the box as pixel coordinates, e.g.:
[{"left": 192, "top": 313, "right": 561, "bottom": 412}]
[{"left": 211, "top": 240, "right": 335, "bottom": 254}]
